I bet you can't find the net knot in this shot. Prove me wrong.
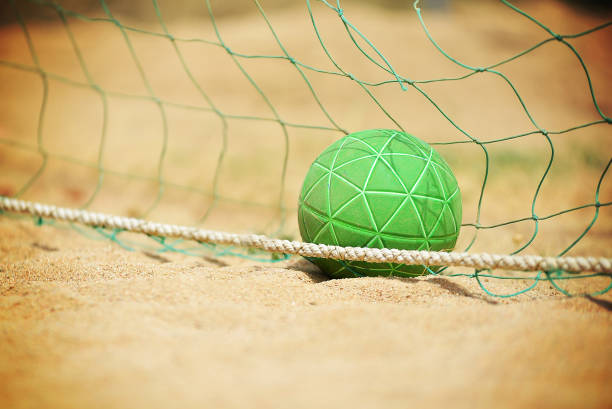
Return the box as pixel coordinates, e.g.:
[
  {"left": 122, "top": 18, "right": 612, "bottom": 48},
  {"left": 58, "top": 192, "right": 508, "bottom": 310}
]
[
  {"left": 475, "top": 67, "right": 485, "bottom": 73},
  {"left": 337, "top": 8, "right": 344, "bottom": 17},
  {"left": 288, "top": 57, "right": 296, "bottom": 65},
  {"left": 347, "top": 72, "right": 356, "bottom": 81},
  {"left": 532, "top": 214, "right": 540, "bottom": 221},
  {"left": 223, "top": 45, "right": 233, "bottom": 55},
  {"left": 595, "top": 201, "right": 601, "bottom": 208},
  {"left": 166, "top": 34, "right": 175, "bottom": 42},
  {"left": 552, "top": 33, "right": 563, "bottom": 41}
]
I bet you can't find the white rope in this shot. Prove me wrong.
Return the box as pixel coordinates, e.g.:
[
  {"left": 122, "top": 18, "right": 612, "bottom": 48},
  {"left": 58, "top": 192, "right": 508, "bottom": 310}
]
[{"left": 1, "top": 197, "right": 611, "bottom": 274}]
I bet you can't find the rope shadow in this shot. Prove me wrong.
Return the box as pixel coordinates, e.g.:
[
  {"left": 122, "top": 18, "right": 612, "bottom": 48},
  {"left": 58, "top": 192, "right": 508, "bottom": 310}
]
[
  {"left": 285, "top": 258, "right": 330, "bottom": 283},
  {"left": 584, "top": 295, "right": 612, "bottom": 312},
  {"left": 426, "top": 276, "right": 498, "bottom": 304}
]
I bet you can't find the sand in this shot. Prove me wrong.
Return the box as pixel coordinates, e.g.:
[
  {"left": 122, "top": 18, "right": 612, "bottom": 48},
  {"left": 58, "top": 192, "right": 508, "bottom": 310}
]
[
  {"left": 1, "top": 218, "right": 612, "bottom": 409},
  {"left": 1, "top": 0, "right": 612, "bottom": 407}
]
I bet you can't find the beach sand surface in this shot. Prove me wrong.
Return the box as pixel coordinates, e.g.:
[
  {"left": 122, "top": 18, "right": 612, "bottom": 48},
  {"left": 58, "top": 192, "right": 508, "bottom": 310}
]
[{"left": 1, "top": 1, "right": 611, "bottom": 407}]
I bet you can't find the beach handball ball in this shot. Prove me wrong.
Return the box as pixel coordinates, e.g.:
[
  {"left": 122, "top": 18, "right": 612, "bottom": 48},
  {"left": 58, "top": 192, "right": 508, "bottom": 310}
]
[{"left": 298, "top": 129, "right": 462, "bottom": 278}]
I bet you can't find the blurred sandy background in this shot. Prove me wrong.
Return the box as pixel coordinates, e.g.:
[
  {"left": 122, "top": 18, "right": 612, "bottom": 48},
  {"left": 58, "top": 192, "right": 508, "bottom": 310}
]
[{"left": 1, "top": 0, "right": 611, "bottom": 408}]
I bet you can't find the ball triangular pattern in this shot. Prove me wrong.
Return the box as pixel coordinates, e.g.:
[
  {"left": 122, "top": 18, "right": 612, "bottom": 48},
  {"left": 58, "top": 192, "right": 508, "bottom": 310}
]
[
  {"left": 313, "top": 147, "right": 341, "bottom": 168},
  {"left": 332, "top": 223, "right": 374, "bottom": 248},
  {"left": 298, "top": 129, "right": 462, "bottom": 278},
  {"left": 335, "top": 143, "right": 372, "bottom": 166},
  {"left": 381, "top": 199, "right": 422, "bottom": 237},
  {"left": 368, "top": 236, "right": 385, "bottom": 249},
  {"left": 312, "top": 222, "right": 334, "bottom": 244},
  {"left": 300, "top": 208, "right": 326, "bottom": 241},
  {"left": 435, "top": 205, "right": 459, "bottom": 237},
  {"left": 329, "top": 173, "right": 361, "bottom": 215},
  {"left": 365, "top": 193, "right": 406, "bottom": 231},
  {"left": 300, "top": 164, "right": 328, "bottom": 198},
  {"left": 335, "top": 194, "right": 374, "bottom": 231},
  {"left": 334, "top": 157, "right": 375, "bottom": 187},
  {"left": 387, "top": 154, "right": 427, "bottom": 191},
  {"left": 412, "top": 196, "right": 445, "bottom": 237},
  {"left": 350, "top": 133, "right": 392, "bottom": 152},
  {"left": 411, "top": 169, "right": 443, "bottom": 199},
  {"left": 302, "top": 176, "right": 331, "bottom": 215},
  {"left": 365, "top": 160, "right": 406, "bottom": 193}
]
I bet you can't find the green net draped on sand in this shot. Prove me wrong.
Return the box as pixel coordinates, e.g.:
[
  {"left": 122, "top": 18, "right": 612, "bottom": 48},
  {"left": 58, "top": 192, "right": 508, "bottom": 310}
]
[{"left": 0, "top": 0, "right": 610, "bottom": 297}]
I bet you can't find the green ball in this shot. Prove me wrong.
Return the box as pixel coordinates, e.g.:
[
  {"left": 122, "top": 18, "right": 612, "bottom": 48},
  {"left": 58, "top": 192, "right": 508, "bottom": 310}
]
[{"left": 298, "top": 129, "right": 462, "bottom": 278}]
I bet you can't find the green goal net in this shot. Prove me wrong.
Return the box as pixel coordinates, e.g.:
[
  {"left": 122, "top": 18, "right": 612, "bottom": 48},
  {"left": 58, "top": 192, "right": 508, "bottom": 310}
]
[{"left": 0, "top": 0, "right": 610, "bottom": 297}]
